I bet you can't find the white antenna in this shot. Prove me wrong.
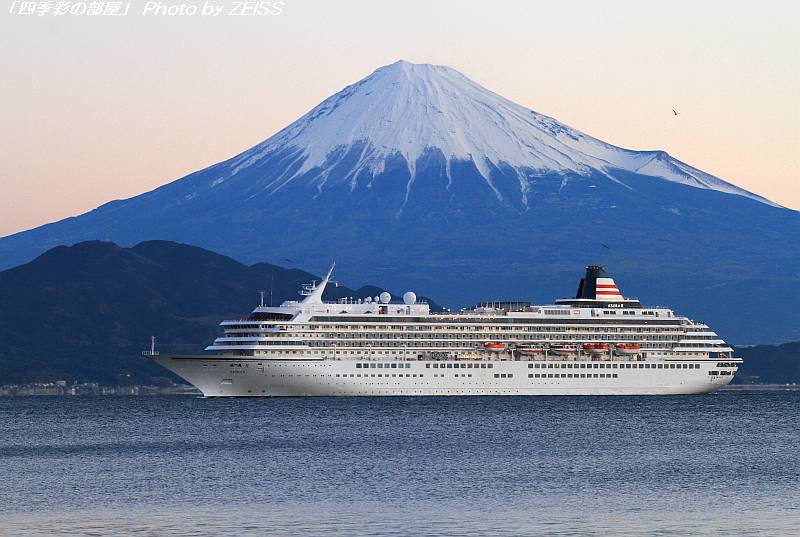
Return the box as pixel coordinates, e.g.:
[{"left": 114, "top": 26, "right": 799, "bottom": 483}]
[
  {"left": 260, "top": 291, "right": 265, "bottom": 307},
  {"left": 270, "top": 268, "right": 275, "bottom": 306},
  {"left": 142, "top": 336, "right": 159, "bottom": 356}
]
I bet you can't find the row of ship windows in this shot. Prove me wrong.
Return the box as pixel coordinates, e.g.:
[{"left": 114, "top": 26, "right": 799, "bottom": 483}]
[
  {"left": 258, "top": 333, "right": 685, "bottom": 339},
  {"left": 264, "top": 372, "right": 624, "bottom": 380},
  {"left": 217, "top": 341, "right": 679, "bottom": 348},
  {"left": 427, "top": 362, "right": 492, "bottom": 369},
  {"left": 263, "top": 373, "right": 627, "bottom": 380},
  {"left": 355, "top": 362, "right": 412, "bottom": 369},
  {"left": 230, "top": 326, "right": 690, "bottom": 334},
  {"left": 529, "top": 373, "right": 619, "bottom": 379},
  {"left": 337, "top": 373, "right": 422, "bottom": 378},
  {"left": 530, "top": 363, "right": 702, "bottom": 370}
]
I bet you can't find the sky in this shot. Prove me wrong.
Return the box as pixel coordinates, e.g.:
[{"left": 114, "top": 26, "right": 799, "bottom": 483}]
[{"left": 1, "top": 0, "right": 798, "bottom": 237}]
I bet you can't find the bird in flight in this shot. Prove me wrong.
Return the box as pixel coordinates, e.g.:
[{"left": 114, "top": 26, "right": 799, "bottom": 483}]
[{"left": 672, "top": 109, "right": 679, "bottom": 116}]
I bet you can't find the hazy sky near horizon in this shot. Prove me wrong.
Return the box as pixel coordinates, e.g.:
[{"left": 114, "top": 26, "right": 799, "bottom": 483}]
[{"left": 1, "top": 0, "right": 798, "bottom": 237}]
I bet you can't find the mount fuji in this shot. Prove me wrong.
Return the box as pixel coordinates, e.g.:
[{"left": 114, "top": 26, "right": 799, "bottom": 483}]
[{"left": 2, "top": 60, "right": 798, "bottom": 343}]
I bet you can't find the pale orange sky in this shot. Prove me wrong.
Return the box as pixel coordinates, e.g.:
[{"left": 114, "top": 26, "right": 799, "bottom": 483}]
[{"left": 1, "top": 0, "right": 798, "bottom": 237}]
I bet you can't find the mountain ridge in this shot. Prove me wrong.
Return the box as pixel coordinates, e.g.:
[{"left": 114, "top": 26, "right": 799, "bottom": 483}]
[
  {"left": 0, "top": 240, "right": 437, "bottom": 384},
  {"left": 183, "top": 60, "right": 778, "bottom": 210}
]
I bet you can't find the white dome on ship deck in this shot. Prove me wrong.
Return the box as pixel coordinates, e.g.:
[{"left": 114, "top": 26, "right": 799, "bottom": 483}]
[
  {"left": 403, "top": 291, "right": 417, "bottom": 305},
  {"left": 379, "top": 292, "right": 391, "bottom": 304}
]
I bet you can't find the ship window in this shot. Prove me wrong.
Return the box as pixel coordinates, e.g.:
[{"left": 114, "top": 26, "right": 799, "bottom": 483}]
[
  {"left": 488, "top": 364, "right": 493, "bottom": 368},
  {"left": 494, "top": 374, "right": 499, "bottom": 378},
  {"left": 613, "top": 374, "right": 618, "bottom": 378},
  {"left": 426, "top": 364, "right": 430, "bottom": 368},
  {"left": 405, "top": 364, "right": 410, "bottom": 368}
]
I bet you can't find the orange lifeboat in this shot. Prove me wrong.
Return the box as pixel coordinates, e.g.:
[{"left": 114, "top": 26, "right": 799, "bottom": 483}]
[
  {"left": 614, "top": 344, "right": 641, "bottom": 355},
  {"left": 484, "top": 342, "right": 506, "bottom": 352},
  {"left": 582, "top": 343, "right": 609, "bottom": 354}
]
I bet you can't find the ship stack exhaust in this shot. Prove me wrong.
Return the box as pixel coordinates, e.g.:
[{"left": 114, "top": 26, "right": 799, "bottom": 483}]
[{"left": 575, "top": 265, "right": 624, "bottom": 301}]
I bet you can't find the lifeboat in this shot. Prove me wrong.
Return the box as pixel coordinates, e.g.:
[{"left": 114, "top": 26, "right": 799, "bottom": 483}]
[
  {"left": 484, "top": 342, "right": 506, "bottom": 352},
  {"left": 517, "top": 345, "right": 547, "bottom": 356},
  {"left": 614, "top": 344, "right": 642, "bottom": 355},
  {"left": 582, "top": 343, "right": 609, "bottom": 354},
  {"left": 550, "top": 344, "right": 579, "bottom": 356}
]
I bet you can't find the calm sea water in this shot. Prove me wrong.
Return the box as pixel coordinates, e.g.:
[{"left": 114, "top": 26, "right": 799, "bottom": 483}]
[{"left": 1, "top": 393, "right": 798, "bottom": 536}]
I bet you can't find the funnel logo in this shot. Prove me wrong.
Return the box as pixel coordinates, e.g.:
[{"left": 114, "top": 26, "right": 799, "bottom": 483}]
[{"left": 595, "top": 278, "right": 623, "bottom": 300}]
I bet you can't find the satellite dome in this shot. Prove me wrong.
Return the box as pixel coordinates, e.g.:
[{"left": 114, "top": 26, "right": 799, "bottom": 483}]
[
  {"left": 374, "top": 296, "right": 380, "bottom": 303},
  {"left": 379, "top": 292, "right": 391, "bottom": 304},
  {"left": 403, "top": 291, "right": 417, "bottom": 305},
  {"left": 365, "top": 296, "right": 372, "bottom": 303}
]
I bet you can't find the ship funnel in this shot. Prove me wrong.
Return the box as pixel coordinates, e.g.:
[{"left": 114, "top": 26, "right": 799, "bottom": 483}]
[{"left": 575, "top": 265, "right": 624, "bottom": 301}]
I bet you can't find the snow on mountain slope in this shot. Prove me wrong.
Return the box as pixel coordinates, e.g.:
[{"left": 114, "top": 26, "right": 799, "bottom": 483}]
[{"left": 221, "top": 60, "right": 775, "bottom": 207}]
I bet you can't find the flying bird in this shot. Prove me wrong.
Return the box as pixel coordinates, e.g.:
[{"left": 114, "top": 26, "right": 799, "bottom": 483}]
[
  {"left": 600, "top": 243, "right": 610, "bottom": 250},
  {"left": 672, "top": 109, "right": 679, "bottom": 116}
]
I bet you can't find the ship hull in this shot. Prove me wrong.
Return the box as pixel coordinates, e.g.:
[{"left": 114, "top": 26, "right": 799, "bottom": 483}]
[{"left": 152, "top": 355, "right": 737, "bottom": 397}]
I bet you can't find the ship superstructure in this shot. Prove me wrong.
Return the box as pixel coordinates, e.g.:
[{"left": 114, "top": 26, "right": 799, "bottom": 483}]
[{"left": 150, "top": 265, "right": 741, "bottom": 396}]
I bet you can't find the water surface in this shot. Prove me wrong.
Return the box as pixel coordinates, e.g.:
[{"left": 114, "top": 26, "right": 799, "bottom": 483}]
[{"left": 1, "top": 393, "right": 798, "bottom": 536}]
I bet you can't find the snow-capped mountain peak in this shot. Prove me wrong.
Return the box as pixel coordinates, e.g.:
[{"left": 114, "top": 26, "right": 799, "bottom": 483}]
[{"left": 223, "top": 60, "right": 773, "bottom": 208}]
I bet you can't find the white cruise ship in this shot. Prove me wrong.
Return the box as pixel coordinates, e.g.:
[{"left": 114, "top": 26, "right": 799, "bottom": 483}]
[{"left": 149, "top": 265, "right": 742, "bottom": 396}]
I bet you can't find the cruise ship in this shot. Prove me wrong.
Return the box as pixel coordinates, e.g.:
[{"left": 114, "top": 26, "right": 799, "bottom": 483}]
[{"left": 148, "top": 265, "right": 742, "bottom": 396}]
